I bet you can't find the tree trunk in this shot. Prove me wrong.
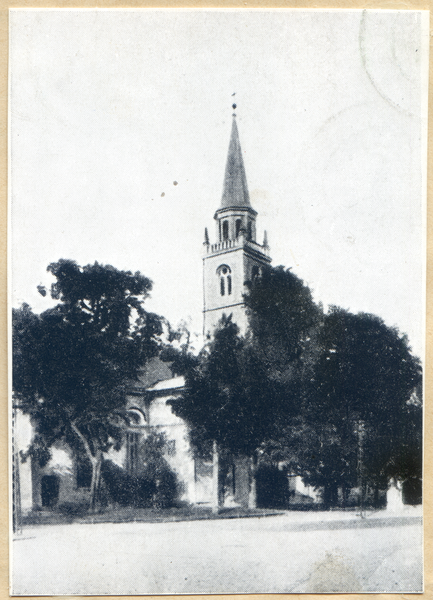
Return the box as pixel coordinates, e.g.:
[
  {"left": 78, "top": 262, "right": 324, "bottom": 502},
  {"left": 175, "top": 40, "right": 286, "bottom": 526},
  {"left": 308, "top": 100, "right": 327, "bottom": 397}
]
[
  {"left": 71, "top": 422, "right": 102, "bottom": 513},
  {"left": 248, "top": 454, "right": 257, "bottom": 509},
  {"left": 341, "top": 484, "right": 348, "bottom": 508},
  {"left": 89, "top": 450, "right": 102, "bottom": 512}
]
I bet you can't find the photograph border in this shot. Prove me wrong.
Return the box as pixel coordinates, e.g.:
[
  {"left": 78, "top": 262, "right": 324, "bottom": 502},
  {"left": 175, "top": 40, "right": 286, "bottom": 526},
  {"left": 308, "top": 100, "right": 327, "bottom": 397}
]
[{"left": 2, "top": 1, "right": 431, "bottom": 598}]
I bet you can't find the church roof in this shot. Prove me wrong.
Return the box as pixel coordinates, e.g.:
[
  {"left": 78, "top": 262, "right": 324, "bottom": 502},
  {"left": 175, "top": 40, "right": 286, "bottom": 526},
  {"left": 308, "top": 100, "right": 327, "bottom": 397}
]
[
  {"left": 133, "top": 356, "right": 173, "bottom": 389},
  {"left": 218, "top": 116, "right": 253, "bottom": 211},
  {"left": 146, "top": 376, "right": 185, "bottom": 399},
  {"left": 147, "top": 376, "right": 185, "bottom": 392}
]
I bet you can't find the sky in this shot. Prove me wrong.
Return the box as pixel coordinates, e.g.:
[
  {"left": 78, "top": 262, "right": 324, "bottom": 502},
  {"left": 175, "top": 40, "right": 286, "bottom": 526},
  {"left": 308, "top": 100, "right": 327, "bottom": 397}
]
[{"left": 9, "top": 9, "right": 428, "bottom": 358}]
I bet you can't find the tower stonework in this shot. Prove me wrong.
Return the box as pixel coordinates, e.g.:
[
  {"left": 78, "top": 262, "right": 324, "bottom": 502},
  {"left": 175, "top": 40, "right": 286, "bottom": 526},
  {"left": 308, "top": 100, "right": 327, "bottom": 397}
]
[{"left": 203, "top": 116, "right": 271, "bottom": 337}]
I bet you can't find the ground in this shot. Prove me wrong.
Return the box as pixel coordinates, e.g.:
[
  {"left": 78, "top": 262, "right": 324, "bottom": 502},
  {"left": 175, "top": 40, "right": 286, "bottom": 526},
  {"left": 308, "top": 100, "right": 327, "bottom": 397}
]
[{"left": 11, "top": 507, "right": 422, "bottom": 595}]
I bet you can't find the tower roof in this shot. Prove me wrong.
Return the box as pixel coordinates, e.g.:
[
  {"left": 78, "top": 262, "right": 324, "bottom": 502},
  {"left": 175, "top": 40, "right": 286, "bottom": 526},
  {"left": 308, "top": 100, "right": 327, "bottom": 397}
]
[{"left": 218, "top": 116, "right": 253, "bottom": 211}]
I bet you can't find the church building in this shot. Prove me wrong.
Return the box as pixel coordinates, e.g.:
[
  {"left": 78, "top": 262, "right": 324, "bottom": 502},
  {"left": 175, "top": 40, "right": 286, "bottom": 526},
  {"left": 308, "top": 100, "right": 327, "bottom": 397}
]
[
  {"left": 122, "top": 111, "right": 274, "bottom": 510},
  {"left": 13, "top": 111, "right": 317, "bottom": 518}
]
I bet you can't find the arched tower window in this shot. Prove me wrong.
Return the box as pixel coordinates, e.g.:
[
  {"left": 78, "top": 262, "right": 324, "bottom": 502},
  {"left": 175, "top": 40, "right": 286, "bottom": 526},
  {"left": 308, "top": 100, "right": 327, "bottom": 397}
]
[
  {"left": 217, "top": 265, "right": 232, "bottom": 296},
  {"left": 247, "top": 220, "right": 252, "bottom": 241},
  {"left": 235, "top": 219, "right": 242, "bottom": 237},
  {"left": 251, "top": 265, "right": 259, "bottom": 281},
  {"left": 222, "top": 220, "right": 229, "bottom": 241}
]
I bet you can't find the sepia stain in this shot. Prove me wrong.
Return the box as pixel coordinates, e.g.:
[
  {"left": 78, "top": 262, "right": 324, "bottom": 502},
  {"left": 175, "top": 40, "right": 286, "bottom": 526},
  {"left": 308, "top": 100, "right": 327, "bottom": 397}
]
[
  {"left": 306, "top": 552, "right": 360, "bottom": 592},
  {"left": 173, "top": 181, "right": 178, "bottom": 186},
  {"left": 161, "top": 192, "right": 165, "bottom": 197}
]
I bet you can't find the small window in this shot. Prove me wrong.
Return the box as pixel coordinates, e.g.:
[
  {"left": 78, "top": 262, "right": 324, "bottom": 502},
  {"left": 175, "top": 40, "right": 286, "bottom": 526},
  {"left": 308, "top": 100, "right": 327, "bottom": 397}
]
[
  {"left": 222, "top": 220, "right": 229, "bottom": 241},
  {"left": 217, "top": 265, "right": 232, "bottom": 297},
  {"left": 235, "top": 219, "right": 242, "bottom": 237},
  {"left": 252, "top": 266, "right": 259, "bottom": 281}
]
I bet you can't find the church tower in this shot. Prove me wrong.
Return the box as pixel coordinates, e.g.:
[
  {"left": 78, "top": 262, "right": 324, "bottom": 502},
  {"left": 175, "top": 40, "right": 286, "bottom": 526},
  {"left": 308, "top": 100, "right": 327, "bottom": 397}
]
[{"left": 203, "top": 112, "right": 272, "bottom": 337}]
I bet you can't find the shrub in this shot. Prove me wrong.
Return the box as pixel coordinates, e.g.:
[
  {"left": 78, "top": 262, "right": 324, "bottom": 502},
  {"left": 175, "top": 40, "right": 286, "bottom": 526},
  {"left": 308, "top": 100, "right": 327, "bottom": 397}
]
[
  {"left": 101, "top": 433, "right": 182, "bottom": 509},
  {"left": 57, "top": 501, "right": 89, "bottom": 516},
  {"left": 101, "top": 460, "right": 155, "bottom": 508},
  {"left": 140, "top": 432, "right": 181, "bottom": 508},
  {"left": 150, "top": 465, "right": 179, "bottom": 508}
]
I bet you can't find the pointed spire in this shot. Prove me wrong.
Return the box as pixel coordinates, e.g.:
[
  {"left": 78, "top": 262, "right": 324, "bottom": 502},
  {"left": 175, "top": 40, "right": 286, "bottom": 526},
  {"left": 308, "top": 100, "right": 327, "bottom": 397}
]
[
  {"left": 263, "top": 230, "right": 269, "bottom": 249},
  {"left": 220, "top": 116, "right": 252, "bottom": 210}
]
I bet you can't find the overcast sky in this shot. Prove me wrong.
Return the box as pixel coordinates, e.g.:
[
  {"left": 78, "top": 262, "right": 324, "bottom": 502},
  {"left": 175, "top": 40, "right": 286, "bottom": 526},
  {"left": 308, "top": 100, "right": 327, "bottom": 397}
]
[{"left": 9, "top": 9, "right": 428, "bottom": 358}]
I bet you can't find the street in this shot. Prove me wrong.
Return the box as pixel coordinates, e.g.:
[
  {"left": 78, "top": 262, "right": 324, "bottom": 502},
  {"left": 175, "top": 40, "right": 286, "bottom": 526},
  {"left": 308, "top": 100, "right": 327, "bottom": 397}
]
[{"left": 11, "top": 508, "right": 422, "bottom": 595}]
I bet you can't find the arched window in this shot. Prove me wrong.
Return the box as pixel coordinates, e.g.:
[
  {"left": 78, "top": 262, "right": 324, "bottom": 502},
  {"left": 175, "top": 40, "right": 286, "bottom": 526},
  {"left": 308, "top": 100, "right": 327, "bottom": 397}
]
[
  {"left": 247, "top": 220, "right": 252, "bottom": 240},
  {"left": 222, "top": 220, "right": 229, "bottom": 241},
  {"left": 127, "top": 432, "right": 140, "bottom": 476},
  {"left": 126, "top": 407, "right": 147, "bottom": 426},
  {"left": 235, "top": 219, "right": 242, "bottom": 237},
  {"left": 251, "top": 265, "right": 259, "bottom": 281},
  {"left": 217, "top": 265, "right": 232, "bottom": 296}
]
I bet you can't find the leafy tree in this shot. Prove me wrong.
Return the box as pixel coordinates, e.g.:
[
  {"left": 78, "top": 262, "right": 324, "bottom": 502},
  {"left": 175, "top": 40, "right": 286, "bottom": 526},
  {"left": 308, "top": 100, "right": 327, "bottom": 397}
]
[
  {"left": 173, "top": 268, "right": 323, "bottom": 507},
  {"left": 241, "top": 266, "right": 323, "bottom": 500},
  {"left": 173, "top": 316, "right": 271, "bottom": 458},
  {"left": 244, "top": 265, "right": 322, "bottom": 387},
  {"left": 303, "top": 307, "right": 422, "bottom": 505},
  {"left": 240, "top": 266, "right": 323, "bottom": 451},
  {"left": 13, "top": 259, "right": 163, "bottom": 510},
  {"left": 244, "top": 272, "right": 421, "bottom": 508},
  {"left": 171, "top": 316, "right": 275, "bottom": 507}
]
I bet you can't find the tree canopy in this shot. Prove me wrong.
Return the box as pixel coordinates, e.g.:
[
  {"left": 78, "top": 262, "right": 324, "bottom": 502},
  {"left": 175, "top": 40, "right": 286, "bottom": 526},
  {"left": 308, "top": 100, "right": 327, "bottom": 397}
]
[
  {"left": 172, "top": 316, "right": 271, "bottom": 457},
  {"left": 13, "top": 259, "right": 163, "bottom": 509},
  {"left": 284, "top": 307, "right": 422, "bottom": 505},
  {"left": 245, "top": 265, "right": 322, "bottom": 384},
  {"left": 13, "top": 259, "right": 422, "bottom": 510},
  {"left": 174, "top": 264, "right": 422, "bottom": 508},
  {"left": 312, "top": 309, "right": 420, "bottom": 469},
  {"left": 174, "top": 267, "right": 323, "bottom": 458}
]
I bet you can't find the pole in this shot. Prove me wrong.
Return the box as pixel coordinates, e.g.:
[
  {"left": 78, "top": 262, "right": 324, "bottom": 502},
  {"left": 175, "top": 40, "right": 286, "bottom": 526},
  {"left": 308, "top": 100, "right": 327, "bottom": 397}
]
[
  {"left": 211, "top": 440, "right": 219, "bottom": 514},
  {"left": 357, "top": 420, "right": 365, "bottom": 519}
]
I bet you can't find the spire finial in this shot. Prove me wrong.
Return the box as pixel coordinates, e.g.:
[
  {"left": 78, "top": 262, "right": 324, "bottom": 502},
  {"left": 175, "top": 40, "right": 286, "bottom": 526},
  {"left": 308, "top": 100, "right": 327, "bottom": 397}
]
[{"left": 232, "top": 92, "right": 237, "bottom": 117}]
